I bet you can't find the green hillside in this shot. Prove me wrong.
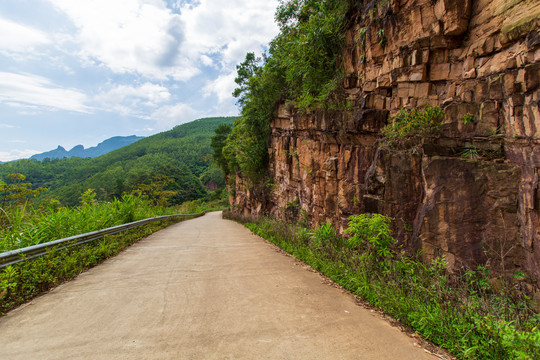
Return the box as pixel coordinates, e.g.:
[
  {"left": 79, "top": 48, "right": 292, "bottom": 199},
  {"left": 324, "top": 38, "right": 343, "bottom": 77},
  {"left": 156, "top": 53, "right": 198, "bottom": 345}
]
[{"left": 0, "top": 116, "right": 237, "bottom": 206}]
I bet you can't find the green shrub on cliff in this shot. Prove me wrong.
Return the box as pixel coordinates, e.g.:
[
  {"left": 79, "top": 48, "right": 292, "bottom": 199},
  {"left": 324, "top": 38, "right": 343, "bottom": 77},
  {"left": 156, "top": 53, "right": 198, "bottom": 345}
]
[
  {"left": 381, "top": 106, "right": 445, "bottom": 141},
  {"left": 225, "top": 52, "right": 284, "bottom": 180}
]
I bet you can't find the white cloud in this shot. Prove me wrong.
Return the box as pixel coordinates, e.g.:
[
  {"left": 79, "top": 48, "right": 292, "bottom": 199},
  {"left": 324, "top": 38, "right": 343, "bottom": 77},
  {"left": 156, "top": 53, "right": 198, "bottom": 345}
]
[
  {"left": 0, "top": 17, "right": 50, "bottom": 53},
  {"left": 0, "top": 1, "right": 280, "bottom": 157},
  {"left": 0, "top": 123, "right": 16, "bottom": 129},
  {"left": 46, "top": 0, "right": 278, "bottom": 82},
  {"left": 0, "top": 72, "right": 91, "bottom": 113},
  {"left": 4, "top": 102, "right": 40, "bottom": 110},
  {"left": 134, "top": 126, "right": 155, "bottom": 133},
  {"left": 0, "top": 149, "right": 41, "bottom": 162},
  {"left": 96, "top": 83, "right": 171, "bottom": 115},
  {"left": 48, "top": 0, "right": 199, "bottom": 80},
  {"left": 203, "top": 71, "right": 237, "bottom": 104},
  {"left": 200, "top": 55, "right": 214, "bottom": 67},
  {"left": 150, "top": 103, "right": 198, "bottom": 130},
  {"left": 179, "top": 0, "right": 279, "bottom": 69}
]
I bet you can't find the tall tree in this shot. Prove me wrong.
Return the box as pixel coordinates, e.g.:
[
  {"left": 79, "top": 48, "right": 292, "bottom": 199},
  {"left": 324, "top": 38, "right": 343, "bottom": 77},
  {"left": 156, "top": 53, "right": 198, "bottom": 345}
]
[{"left": 211, "top": 124, "right": 232, "bottom": 174}]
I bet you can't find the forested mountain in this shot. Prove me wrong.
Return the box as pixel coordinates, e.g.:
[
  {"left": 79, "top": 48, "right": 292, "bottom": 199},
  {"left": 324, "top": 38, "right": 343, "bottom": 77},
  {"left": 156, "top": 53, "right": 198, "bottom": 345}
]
[
  {"left": 30, "top": 135, "right": 144, "bottom": 161},
  {"left": 0, "top": 117, "right": 236, "bottom": 206}
]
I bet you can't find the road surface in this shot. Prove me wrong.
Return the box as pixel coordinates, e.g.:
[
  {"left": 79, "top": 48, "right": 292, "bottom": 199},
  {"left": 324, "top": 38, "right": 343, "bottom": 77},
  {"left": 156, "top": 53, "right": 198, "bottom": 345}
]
[{"left": 0, "top": 211, "right": 437, "bottom": 359}]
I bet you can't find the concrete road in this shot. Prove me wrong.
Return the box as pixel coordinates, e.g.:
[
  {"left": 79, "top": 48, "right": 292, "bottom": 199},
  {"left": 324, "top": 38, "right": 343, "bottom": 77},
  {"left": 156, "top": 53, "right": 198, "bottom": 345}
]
[{"left": 0, "top": 211, "right": 437, "bottom": 359}]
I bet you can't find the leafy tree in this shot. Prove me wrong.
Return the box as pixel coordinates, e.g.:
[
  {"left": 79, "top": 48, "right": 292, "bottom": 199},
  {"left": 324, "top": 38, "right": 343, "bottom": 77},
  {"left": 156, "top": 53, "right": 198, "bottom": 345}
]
[
  {"left": 0, "top": 173, "right": 47, "bottom": 228},
  {"left": 200, "top": 163, "right": 226, "bottom": 188},
  {"left": 79, "top": 188, "right": 97, "bottom": 207},
  {"left": 232, "top": 53, "right": 262, "bottom": 106},
  {"left": 211, "top": 124, "right": 232, "bottom": 174},
  {"left": 271, "top": 0, "right": 348, "bottom": 108},
  {"left": 131, "top": 176, "right": 178, "bottom": 207},
  {"left": 0, "top": 173, "right": 47, "bottom": 208}
]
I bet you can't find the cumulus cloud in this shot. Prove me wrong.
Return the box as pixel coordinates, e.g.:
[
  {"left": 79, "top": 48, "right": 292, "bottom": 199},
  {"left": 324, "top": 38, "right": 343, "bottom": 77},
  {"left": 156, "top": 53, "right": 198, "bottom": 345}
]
[
  {"left": 0, "top": 1, "right": 280, "bottom": 157},
  {"left": 0, "top": 72, "right": 91, "bottom": 113},
  {"left": 178, "top": 0, "right": 279, "bottom": 105},
  {"left": 48, "top": 0, "right": 199, "bottom": 80},
  {"left": 179, "top": 0, "right": 279, "bottom": 69},
  {"left": 95, "top": 82, "right": 172, "bottom": 116},
  {"left": 150, "top": 103, "right": 198, "bottom": 130},
  {"left": 46, "top": 0, "right": 278, "bottom": 83},
  {"left": 0, "top": 17, "right": 50, "bottom": 54},
  {"left": 200, "top": 54, "right": 214, "bottom": 67},
  {"left": 203, "top": 71, "right": 237, "bottom": 104}
]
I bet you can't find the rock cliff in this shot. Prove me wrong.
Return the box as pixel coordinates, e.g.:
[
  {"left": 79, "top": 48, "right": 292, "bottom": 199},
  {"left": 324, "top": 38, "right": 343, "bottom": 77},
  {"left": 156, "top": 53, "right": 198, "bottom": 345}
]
[{"left": 231, "top": 0, "right": 540, "bottom": 283}]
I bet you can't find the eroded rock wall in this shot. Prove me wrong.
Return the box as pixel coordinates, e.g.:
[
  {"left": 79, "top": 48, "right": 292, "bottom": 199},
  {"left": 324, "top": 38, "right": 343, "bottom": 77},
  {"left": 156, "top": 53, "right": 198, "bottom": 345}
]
[{"left": 231, "top": 0, "right": 540, "bottom": 281}]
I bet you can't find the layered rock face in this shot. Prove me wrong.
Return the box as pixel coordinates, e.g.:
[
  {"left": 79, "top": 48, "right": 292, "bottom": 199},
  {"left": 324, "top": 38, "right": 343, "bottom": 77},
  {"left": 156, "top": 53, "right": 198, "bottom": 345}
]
[{"left": 231, "top": 0, "right": 540, "bottom": 281}]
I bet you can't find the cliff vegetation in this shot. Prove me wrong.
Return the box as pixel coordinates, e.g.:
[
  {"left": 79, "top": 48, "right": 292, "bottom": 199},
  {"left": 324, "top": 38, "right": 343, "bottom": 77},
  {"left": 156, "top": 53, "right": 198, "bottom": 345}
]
[{"left": 224, "top": 0, "right": 350, "bottom": 181}]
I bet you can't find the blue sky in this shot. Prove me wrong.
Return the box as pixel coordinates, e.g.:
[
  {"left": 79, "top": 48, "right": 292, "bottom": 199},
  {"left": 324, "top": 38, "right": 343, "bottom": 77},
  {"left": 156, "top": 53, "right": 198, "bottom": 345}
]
[{"left": 0, "top": 0, "right": 279, "bottom": 161}]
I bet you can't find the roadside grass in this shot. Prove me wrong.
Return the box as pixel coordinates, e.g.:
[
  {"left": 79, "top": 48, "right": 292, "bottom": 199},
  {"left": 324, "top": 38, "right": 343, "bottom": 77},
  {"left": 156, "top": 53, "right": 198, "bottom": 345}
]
[
  {"left": 175, "top": 192, "right": 229, "bottom": 214},
  {"left": 0, "top": 194, "right": 175, "bottom": 252},
  {"left": 0, "top": 218, "right": 181, "bottom": 314},
  {"left": 224, "top": 211, "right": 540, "bottom": 360}
]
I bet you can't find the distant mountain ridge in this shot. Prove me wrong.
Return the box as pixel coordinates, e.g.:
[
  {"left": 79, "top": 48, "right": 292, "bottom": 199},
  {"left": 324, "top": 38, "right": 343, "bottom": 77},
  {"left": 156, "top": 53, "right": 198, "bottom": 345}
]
[
  {"left": 30, "top": 135, "right": 145, "bottom": 161},
  {"left": 0, "top": 117, "right": 236, "bottom": 206}
]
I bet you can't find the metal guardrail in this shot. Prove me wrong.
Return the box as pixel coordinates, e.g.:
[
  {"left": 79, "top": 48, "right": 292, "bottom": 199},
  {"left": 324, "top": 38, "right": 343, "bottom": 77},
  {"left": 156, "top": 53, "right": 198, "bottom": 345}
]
[{"left": 0, "top": 209, "right": 224, "bottom": 269}]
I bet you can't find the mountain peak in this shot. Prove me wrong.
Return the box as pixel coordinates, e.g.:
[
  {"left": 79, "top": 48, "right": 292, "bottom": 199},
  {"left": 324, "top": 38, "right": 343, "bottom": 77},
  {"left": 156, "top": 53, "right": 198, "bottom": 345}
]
[
  {"left": 70, "top": 144, "right": 84, "bottom": 151},
  {"left": 30, "top": 136, "right": 144, "bottom": 161}
]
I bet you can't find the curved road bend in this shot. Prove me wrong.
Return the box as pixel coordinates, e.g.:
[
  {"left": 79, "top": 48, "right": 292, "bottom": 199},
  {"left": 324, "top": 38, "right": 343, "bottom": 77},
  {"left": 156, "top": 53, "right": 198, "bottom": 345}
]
[{"left": 0, "top": 211, "right": 437, "bottom": 360}]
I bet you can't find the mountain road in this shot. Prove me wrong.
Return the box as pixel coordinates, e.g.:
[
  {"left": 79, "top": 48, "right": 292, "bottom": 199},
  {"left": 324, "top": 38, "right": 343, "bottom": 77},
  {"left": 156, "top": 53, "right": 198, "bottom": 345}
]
[{"left": 0, "top": 211, "right": 438, "bottom": 359}]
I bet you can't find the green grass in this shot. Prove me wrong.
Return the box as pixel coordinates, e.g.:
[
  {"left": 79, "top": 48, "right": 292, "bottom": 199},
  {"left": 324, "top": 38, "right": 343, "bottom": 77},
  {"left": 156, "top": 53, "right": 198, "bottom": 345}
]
[
  {"left": 224, "top": 212, "right": 540, "bottom": 360},
  {"left": 0, "top": 194, "right": 175, "bottom": 252},
  {"left": 0, "top": 217, "right": 182, "bottom": 314}
]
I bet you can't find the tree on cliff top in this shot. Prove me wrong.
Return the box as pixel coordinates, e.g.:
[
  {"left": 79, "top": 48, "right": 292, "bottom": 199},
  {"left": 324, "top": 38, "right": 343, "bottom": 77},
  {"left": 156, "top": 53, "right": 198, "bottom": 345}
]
[
  {"left": 273, "top": 0, "right": 348, "bottom": 108},
  {"left": 225, "top": 0, "right": 349, "bottom": 181}
]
